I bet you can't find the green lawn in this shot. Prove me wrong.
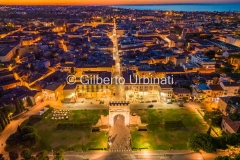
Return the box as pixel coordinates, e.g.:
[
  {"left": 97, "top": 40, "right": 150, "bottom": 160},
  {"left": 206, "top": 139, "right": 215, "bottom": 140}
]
[
  {"left": 130, "top": 108, "right": 208, "bottom": 150},
  {"left": 23, "top": 109, "right": 108, "bottom": 152}
]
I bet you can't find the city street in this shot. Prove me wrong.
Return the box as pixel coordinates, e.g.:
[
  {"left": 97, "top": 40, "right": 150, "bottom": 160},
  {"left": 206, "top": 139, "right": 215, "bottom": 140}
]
[
  {"left": 61, "top": 102, "right": 108, "bottom": 110},
  {"left": 130, "top": 102, "right": 180, "bottom": 109},
  {"left": 111, "top": 22, "right": 125, "bottom": 100},
  {"left": 61, "top": 150, "right": 207, "bottom": 160},
  {"left": 1, "top": 150, "right": 219, "bottom": 160}
]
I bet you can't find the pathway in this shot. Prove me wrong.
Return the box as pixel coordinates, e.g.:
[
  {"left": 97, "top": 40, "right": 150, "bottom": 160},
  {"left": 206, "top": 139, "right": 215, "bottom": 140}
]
[{"left": 108, "top": 115, "right": 131, "bottom": 152}]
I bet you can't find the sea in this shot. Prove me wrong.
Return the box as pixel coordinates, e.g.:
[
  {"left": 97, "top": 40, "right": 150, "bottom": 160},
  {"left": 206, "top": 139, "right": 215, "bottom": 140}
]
[{"left": 114, "top": 4, "right": 240, "bottom": 12}]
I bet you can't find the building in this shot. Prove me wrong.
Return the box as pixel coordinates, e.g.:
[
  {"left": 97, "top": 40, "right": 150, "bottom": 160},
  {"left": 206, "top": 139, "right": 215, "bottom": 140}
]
[
  {"left": 226, "top": 35, "right": 240, "bottom": 47},
  {"left": 221, "top": 116, "right": 240, "bottom": 133},
  {"left": 63, "top": 83, "right": 77, "bottom": 102},
  {"left": 220, "top": 82, "right": 239, "bottom": 96},
  {"left": 18, "top": 45, "right": 38, "bottom": 57},
  {"left": 76, "top": 71, "right": 114, "bottom": 98},
  {"left": 173, "top": 87, "right": 191, "bottom": 101},
  {"left": 0, "top": 70, "right": 22, "bottom": 90},
  {"left": 18, "top": 91, "right": 43, "bottom": 107},
  {"left": 192, "top": 84, "right": 212, "bottom": 101},
  {"left": 0, "top": 41, "right": 20, "bottom": 62},
  {"left": 63, "top": 71, "right": 114, "bottom": 100},
  {"left": 42, "top": 82, "right": 65, "bottom": 101},
  {"left": 160, "top": 84, "right": 173, "bottom": 102},
  {"left": 174, "top": 55, "right": 187, "bottom": 66},
  {"left": 181, "top": 63, "right": 200, "bottom": 73},
  {"left": 75, "top": 60, "right": 115, "bottom": 77},
  {"left": 165, "top": 35, "right": 185, "bottom": 48},
  {"left": 209, "top": 84, "right": 224, "bottom": 102},
  {"left": 190, "top": 53, "right": 216, "bottom": 72},
  {"left": 218, "top": 96, "right": 240, "bottom": 115},
  {"left": 123, "top": 71, "right": 160, "bottom": 101}
]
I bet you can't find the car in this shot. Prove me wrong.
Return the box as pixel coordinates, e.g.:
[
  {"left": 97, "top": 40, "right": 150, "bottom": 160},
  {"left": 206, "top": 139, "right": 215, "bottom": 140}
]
[
  {"left": 167, "top": 102, "right": 172, "bottom": 104},
  {"left": 146, "top": 101, "right": 151, "bottom": 103},
  {"left": 179, "top": 104, "right": 184, "bottom": 107},
  {"left": 148, "top": 105, "right": 154, "bottom": 108},
  {"left": 152, "top": 100, "right": 157, "bottom": 102}
]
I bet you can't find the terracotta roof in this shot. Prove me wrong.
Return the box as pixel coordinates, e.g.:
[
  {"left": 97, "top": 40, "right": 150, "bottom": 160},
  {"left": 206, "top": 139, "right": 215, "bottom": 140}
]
[{"left": 222, "top": 116, "right": 240, "bottom": 133}]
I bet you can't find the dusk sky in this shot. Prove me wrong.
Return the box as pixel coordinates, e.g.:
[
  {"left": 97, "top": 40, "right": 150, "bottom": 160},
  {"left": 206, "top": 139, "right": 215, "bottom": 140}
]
[{"left": 1, "top": 0, "right": 239, "bottom": 5}]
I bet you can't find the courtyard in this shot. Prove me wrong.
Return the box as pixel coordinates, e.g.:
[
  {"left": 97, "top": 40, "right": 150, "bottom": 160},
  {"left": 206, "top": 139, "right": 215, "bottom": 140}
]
[{"left": 130, "top": 108, "right": 209, "bottom": 150}]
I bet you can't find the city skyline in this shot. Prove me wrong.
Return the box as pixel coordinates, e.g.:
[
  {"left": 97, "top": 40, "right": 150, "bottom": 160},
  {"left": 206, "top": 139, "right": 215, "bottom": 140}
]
[{"left": 1, "top": 0, "right": 240, "bottom": 5}]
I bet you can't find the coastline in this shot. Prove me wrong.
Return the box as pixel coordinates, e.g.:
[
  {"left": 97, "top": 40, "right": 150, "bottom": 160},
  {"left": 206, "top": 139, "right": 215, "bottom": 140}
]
[{"left": 113, "top": 3, "right": 240, "bottom": 12}]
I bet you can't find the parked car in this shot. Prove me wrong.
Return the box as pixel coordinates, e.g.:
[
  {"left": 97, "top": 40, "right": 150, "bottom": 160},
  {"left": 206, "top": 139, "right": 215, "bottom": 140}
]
[
  {"left": 152, "top": 100, "right": 157, "bottom": 102},
  {"left": 148, "top": 105, "right": 154, "bottom": 108},
  {"left": 179, "top": 104, "right": 184, "bottom": 107}
]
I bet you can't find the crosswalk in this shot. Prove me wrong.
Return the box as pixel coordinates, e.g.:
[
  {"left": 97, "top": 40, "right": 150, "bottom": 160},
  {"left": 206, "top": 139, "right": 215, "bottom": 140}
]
[{"left": 109, "top": 149, "right": 132, "bottom": 152}]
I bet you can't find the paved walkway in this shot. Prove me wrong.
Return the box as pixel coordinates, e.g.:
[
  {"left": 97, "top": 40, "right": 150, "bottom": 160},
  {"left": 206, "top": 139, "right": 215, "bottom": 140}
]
[{"left": 109, "top": 115, "right": 131, "bottom": 151}]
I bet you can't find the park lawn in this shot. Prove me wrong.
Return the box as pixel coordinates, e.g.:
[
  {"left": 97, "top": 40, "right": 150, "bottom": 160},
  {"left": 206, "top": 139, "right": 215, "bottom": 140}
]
[
  {"left": 131, "top": 108, "right": 208, "bottom": 150},
  {"left": 27, "top": 109, "right": 108, "bottom": 152}
]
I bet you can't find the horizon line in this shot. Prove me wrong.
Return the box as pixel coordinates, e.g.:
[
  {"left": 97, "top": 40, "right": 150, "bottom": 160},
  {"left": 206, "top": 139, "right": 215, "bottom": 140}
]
[{"left": 1, "top": 2, "right": 240, "bottom": 6}]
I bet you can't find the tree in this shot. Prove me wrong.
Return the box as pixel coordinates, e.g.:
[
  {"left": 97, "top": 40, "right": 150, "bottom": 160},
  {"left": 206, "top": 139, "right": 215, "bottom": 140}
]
[
  {"left": 220, "top": 67, "right": 234, "bottom": 74},
  {"left": 21, "top": 149, "right": 32, "bottom": 159},
  {"left": 235, "top": 154, "right": 240, "bottom": 160},
  {"left": 53, "top": 149, "right": 64, "bottom": 160},
  {"left": 9, "top": 151, "right": 19, "bottom": 160},
  {"left": 223, "top": 133, "right": 240, "bottom": 146},
  {"left": 70, "top": 67, "right": 75, "bottom": 74},
  {"left": 36, "top": 150, "right": 49, "bottom": 160},
  {"left": 6, "top": 132, "right": 20, "bottom": 146},
  {"left": 22, "top": 133, "right": 39, "bottom": 146},
  {"left": 18, "top": 100, "right": 25, "bottom": 111},
  {"left": 6, "top": 126, "right": 39, "bottom": 148},
  {"left": 27, "top": 97, "right": 34, "bottom": 107},
  {"left": 0, "top": 116, "right": 6, "bottom": 130},
  {"left": 214, "top": 156, "right": 232, "bottom": 160},
  {"left": 187, "top": 133, "right": 216, "bottom": 152},
  {"left": 229, "top": 114, "right": 239, "bottom": 121},
  {"left": 0, "top": 112, "right": 8, "bottom": 126},
  {"left": 0, "top": 154, "right": 5, "bottom": 160},
  {"left": 204, "top": 110, "right": 222, "bottom": 127},
  {"left": 216, "top": 136, "right": 227, "bottom": 150},
  {"left": 21, "top": 126, "right": 36, "bottom": 135},
  {"left": 206, "top": 127, "right": 211, "bottom": 135},
  {"left": 15, "top": 100, "right": 21, "bottom": 114},
  {"left": 17, "top": 125, "right": 22, "bottom": 132}
]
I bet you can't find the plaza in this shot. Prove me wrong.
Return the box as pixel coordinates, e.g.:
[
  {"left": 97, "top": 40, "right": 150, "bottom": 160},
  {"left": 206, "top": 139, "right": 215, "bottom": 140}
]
[{"left": 8, "top": 100, "right": 208, "bottom": 153}]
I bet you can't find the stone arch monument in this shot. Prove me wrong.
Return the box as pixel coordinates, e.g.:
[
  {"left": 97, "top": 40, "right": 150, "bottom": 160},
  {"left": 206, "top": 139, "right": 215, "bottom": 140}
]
[{"left": 109, "top": 101, "right": 130, "bottom": 126}]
